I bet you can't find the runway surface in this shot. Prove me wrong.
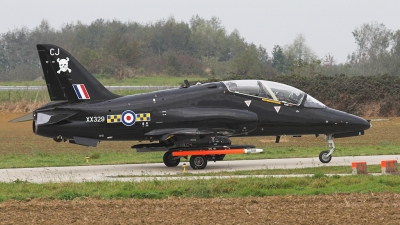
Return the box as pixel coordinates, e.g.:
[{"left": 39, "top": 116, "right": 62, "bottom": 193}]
[{"left": 0, "top": 155, "right": 398, "bottom": 183}]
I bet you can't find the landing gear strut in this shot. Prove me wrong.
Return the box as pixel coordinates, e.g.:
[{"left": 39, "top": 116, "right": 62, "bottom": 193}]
[{"left": 319, "top": 134, "right": 335, "bottom": 163}]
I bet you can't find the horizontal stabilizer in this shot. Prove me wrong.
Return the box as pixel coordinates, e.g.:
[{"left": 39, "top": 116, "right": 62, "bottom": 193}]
[
  {"left": 36, "top": 111, "right": 77, "bottom": 125},
  {"left": 9, "top": 113, "right": 33, "bottom": 122}
]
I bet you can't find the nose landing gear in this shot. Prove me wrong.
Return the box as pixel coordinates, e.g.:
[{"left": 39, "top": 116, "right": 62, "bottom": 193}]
[
  {"left": 319, "top": 134, "right": 335, "bottom": 163},
  {"left": 53, "top": 135, "right": 64, "bottom": 143}
]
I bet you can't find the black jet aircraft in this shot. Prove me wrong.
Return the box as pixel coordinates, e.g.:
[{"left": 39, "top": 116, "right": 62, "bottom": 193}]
[{"left": 11, "top": 44, "right": 371, "bottom": 169}]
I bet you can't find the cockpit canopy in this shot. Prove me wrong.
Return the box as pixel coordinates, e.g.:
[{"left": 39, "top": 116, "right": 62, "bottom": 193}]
[{"left": 222, "top": 80, "right": 326, "bottom": 108}]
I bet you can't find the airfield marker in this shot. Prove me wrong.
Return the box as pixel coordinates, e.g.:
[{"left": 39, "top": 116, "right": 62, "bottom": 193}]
[
  {"left": 351, "top": 162, "right": 367, "bottom": 175},
  {"left": 381, "top": 160, "right": 398, "bottom": 174}
]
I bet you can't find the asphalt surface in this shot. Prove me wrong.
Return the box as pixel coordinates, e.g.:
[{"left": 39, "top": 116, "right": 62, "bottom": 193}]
[{"left": 0, "top": 155, "right": 397, "bottom": 183}]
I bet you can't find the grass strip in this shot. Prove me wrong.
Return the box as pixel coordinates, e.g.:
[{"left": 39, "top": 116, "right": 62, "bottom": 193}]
[
  {"left": 1, "top": 174, "right": 400, "bottom": 202},
  {"left": 1, "top": 144, "right": 399, "bottom": 169},
  {"left": 115, "top": 165, "right": 383, "bottom": 177}
]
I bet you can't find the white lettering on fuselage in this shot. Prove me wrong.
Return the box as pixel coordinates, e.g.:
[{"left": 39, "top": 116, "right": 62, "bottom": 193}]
[{"left": 86, "top": 116, "right": 105, "bottom": 123}]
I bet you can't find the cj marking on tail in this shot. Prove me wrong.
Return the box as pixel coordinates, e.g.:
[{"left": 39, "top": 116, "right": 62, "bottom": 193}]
[
  {"left": 57, "top": 57, "right": 71, "bottom": 74},
  {"left": 50, "top": 48, "right": 59, "bottom": 56},
  {"left": 49, "top": 48, "right": 72, "bottom": 74}
]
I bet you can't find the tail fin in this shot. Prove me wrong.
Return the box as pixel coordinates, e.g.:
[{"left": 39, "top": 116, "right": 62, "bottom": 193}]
[{"left": 37, "top": 44, "right": 119, "bottom": 102}]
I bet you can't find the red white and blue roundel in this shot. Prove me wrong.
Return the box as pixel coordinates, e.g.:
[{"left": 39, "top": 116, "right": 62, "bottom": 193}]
[{"left": 121, "top": 110, "right": 136, "bottom": 126}]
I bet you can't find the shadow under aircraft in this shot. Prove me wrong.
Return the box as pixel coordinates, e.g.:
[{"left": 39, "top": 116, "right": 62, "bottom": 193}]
[{"left": 11, "top": 44, "right": 371, "bottom": 169}]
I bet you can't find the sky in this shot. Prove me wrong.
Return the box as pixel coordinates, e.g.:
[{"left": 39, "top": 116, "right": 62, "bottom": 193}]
[{"left": 1, "top": 0, "right": 399, "bottom": 63}]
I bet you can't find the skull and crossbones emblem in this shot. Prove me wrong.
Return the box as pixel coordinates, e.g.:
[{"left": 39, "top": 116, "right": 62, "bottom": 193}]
[{"left": 57, "top": 57, "right": 72, "bottom": 74}]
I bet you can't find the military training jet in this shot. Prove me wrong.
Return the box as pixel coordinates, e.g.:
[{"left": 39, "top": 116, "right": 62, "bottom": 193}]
[{"left": 11, "top": 44, "right": 371, "bottom": 169}]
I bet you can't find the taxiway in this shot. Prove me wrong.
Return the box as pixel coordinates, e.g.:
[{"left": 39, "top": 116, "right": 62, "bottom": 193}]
[{"left": 0, "top": 155, "right": 397, "bottom": 183}]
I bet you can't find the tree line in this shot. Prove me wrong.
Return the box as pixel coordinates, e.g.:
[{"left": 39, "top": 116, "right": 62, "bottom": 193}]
[{"left": 0, "top": 17, "right": 399, "bottom": 81}]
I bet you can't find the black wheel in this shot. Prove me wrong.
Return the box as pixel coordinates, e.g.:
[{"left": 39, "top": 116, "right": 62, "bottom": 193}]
[
  {"left": 53, "top": 137, "right": 62, "bottom": 143},
  {"left": 319, "top": 150, "right": 332, "bottom": 163},
  {"left": 163, "top": 151, "right": 180, "bottom": 167},
  {"left": 189, "top": 155, "right": 208, "bottom": 169}
]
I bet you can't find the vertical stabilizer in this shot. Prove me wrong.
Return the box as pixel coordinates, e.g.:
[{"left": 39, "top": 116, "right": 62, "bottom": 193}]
[{"left": 37, "top": 44, "right": 119, "bottom": 102}]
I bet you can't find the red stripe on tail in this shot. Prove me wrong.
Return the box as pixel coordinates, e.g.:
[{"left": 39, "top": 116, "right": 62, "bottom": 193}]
[{"left": 80, "top": 84, "right": 90, "bottom": 99}]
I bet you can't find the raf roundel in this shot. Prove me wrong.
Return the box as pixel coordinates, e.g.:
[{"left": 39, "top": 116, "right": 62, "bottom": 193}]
[{"left": 121, "top": 110, "right": 136, "bottom": 126}]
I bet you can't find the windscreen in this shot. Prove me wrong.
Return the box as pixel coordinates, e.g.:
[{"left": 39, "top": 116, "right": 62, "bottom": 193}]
[
  {"left": 262, "top": 81, "right": 305, "bottom": 105},
  {"left": 303, "top": 94, "right": 326, "bottom": 108}
]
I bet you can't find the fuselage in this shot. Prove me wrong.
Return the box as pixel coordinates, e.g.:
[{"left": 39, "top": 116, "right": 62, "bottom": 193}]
[{"left": 33, "top": 81, "right": 371, "bottom": 142}]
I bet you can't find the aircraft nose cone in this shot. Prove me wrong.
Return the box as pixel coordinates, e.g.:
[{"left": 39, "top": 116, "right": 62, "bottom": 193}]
[
  {"left": 328, "top": 108, "right": 371, "bottom": 132},
  {"left": 353, "top": 116, "right": 371, "bottom": 130},
  {"left": 341, "top": 114, "right": 371, "bottom": 131}
]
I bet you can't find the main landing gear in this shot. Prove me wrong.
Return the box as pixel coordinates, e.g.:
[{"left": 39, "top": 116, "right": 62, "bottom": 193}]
[
  {"left": 162, "top": 148, "right": 225, "bottom": 170},
  {"left": 163, "top": 151, "right": 209, "bottom": 169},
  {"left": 319, "top": 134, "right": 335, "bottom": 163},
  {"left": 163, "top": 151, "right": 214, "bottom": 170},
  {"left": 162, "top": 152, "right": 209, "bottom": 170},
  {"left": 189, "top": 155, "right": 208, "bottom": 169},
  {"left": 161, "top": 145, "right": 262, "bottom": 170},
  {"left": 163, "top": 151, "right": 181, "bottom": 167}
]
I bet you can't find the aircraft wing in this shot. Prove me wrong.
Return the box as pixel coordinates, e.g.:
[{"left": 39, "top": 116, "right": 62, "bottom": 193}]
[
  {"left": 145, "top": 107, "right": 259, "bottom": 139},
  {"left": 145, "top": 128, "right": 216, "bottom": 138}
]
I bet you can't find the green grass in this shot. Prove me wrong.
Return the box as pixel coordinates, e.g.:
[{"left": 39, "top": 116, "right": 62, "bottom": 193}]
[
  {"left": 0, "top": 80, "right": 46, "bottom": 86},
  {"left": 1, "top": 143, "right": 399, "bottom": 169},
  {"left": 116, "top": 165, "right": 383, "bottom": 177},
  {"left": 0, "top": 90, "right": 49, "bottom": 103},
  {"left": 0, "top": 151, "right": 163, "bottom": 168},
  {"left": 1, "top": 175, "right": 400, "bottom": 202},
  {"left": 233, "top": 146, "right": 400, "bottom": 159}
]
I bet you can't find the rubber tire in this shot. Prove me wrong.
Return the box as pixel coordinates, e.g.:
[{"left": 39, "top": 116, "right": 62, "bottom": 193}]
[
  {"left": 189, "top": 155, "right": 208, "bottom": 169},
  {"left": 163, "top": 151, "right": 180, "bottom": 167},
  {"left": 319, "top": 150, "right": 332, "bottom": 163},
  {"left": 53, "top": 137, "right": 62, "bottom": 143}
]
